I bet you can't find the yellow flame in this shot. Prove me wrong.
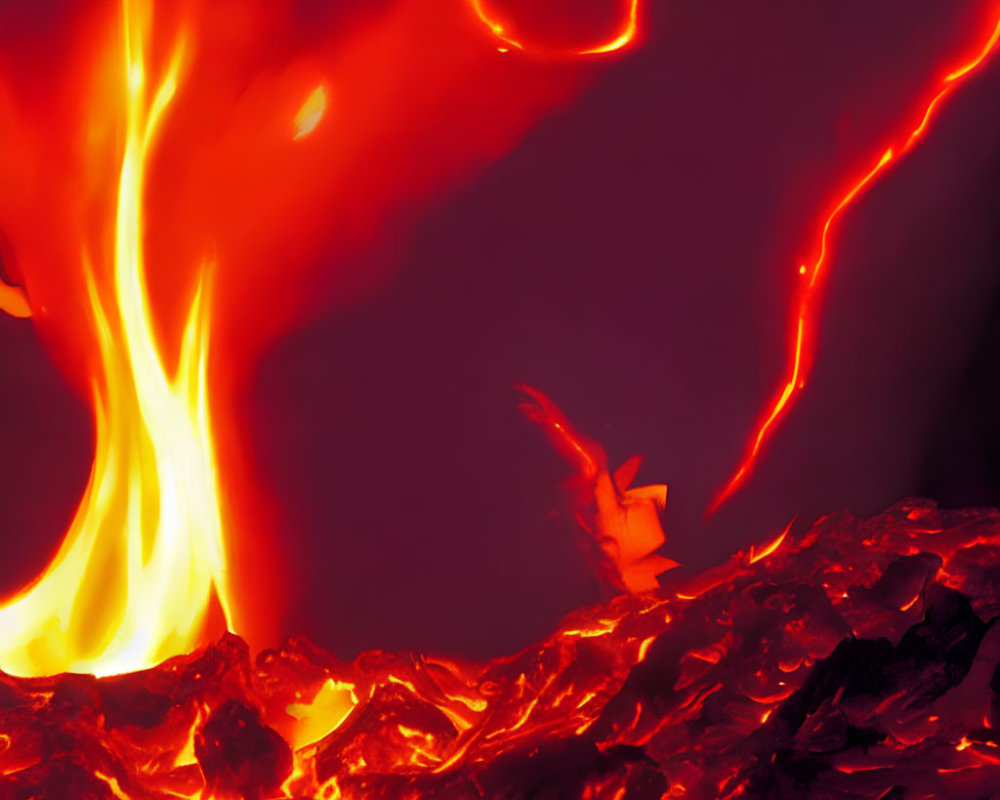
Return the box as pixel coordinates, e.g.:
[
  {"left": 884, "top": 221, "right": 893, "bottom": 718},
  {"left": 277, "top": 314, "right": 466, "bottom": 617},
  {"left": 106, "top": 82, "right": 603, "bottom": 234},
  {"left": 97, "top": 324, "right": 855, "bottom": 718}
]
[
  {"left": 0, "top": 0, "right": 233, "bottom": 677},
  {"left": 293, "top": 84, "right": 329, "bottom": 141}
]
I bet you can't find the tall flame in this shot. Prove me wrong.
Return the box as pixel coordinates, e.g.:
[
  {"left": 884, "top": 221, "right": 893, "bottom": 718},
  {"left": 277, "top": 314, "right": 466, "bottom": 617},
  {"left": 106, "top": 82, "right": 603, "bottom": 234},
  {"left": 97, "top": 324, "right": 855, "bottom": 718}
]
[{"left": 0, "top": 0, "right": 232, "bottom": 677}]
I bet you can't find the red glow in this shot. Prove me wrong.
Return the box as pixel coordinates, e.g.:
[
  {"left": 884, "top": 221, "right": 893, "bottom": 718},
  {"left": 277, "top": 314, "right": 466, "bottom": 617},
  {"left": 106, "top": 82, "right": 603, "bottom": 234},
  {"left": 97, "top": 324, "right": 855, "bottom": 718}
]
[{"left": 709, "top": 11, "right": 1000, "bottom": 516}]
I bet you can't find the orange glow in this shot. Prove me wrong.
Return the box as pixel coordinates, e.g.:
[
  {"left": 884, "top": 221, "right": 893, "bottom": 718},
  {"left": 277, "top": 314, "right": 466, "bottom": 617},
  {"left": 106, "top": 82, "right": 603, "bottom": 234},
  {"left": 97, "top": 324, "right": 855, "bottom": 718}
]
[
  {"left": 293, "top": 84, "right": 329, "bottom": 141},
  {"left": 469, "top": 0, "right": 641, "bottom": 56},
  {"left": 579, "top": 0, "right": 640, "bottom": 55},
  {"left": 710, "top": 12, "right": 1000, "bottom": 515},
  {"left": 0, "top": 0, "right": 233, "bottom": 677},
  {"left": 517, "top": 383, "right": 677, "bottom": 593},
  {"left": 0, "top": 281, "right": 30, "bottom": 318}
]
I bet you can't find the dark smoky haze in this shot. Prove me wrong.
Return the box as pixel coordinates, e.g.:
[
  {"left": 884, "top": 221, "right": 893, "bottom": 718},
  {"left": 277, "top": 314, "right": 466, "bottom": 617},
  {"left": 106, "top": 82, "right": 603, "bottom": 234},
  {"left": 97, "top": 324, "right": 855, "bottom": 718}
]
[{"left": 2, "top": 0, "right": 1000, "bottom": 661}]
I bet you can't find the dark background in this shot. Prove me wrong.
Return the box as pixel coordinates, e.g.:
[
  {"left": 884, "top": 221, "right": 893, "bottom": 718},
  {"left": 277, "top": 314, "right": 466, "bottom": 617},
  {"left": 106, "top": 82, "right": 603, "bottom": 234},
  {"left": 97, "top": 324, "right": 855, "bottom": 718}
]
[{"left": 2, "top": 0, "right": 1000, "bottom": 660}]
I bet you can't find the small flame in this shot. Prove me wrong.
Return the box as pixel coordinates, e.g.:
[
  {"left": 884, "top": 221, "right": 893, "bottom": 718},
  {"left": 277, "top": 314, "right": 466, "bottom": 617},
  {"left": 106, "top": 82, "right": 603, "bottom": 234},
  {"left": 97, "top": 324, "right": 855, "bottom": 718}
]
[
  {"left": 293, "top": 84, "right": 329, "bottom": 141},
  {"left": 0, "top": 0, "right": 233, "bottom": 677}
]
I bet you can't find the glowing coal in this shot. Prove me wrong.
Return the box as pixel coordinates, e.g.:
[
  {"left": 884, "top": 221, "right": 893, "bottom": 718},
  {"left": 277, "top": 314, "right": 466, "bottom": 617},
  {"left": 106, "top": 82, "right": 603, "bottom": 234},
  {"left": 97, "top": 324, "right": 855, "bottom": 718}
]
[{"left": 1, "top": 499, "right": 998, "bottom": 799}]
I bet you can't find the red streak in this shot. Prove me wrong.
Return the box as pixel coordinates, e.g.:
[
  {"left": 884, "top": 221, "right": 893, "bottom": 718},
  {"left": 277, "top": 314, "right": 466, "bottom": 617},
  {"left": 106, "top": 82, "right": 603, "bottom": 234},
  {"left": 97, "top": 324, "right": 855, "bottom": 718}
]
[
  {"left": 514, "top": 383, "right": 601, "bottom": 478},
  {"left": 709, "top": 12, "right": 1000, "bottom": 516}
]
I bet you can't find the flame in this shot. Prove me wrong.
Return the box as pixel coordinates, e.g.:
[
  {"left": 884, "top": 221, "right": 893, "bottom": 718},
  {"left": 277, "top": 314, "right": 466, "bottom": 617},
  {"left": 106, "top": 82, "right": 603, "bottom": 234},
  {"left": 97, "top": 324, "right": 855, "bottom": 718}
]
[
  {"left": 293, "top": 84, "right": 329, "bottom": 141},
  {"left": 285, "top": 679, "right": 359, "bottom": 750},
  {"left": 0, "top": 0, "right": 232, "bottom": 677},
  {"left": 0, "top": 282, "right": 30, "bottom": 318},
  {"left": 709, "top": 12, "right": 1000, "bottom": 515}
]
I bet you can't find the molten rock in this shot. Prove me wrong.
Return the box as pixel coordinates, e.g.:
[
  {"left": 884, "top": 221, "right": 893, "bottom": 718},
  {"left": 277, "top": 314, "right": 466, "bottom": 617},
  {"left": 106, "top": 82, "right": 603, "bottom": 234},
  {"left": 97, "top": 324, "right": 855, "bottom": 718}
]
[{"left": 2, "top": 499, "right": 1000, "bottom": 799}]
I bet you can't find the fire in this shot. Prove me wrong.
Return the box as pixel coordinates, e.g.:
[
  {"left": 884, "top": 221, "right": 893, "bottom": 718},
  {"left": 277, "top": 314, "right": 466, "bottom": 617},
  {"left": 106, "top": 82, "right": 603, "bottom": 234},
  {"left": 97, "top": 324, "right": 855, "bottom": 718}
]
[
  {"left": 4, "top": 499, "right": 997, "bottom": 798},
  {"left": 0, "top": 0, "right": 232, "bottom": 678},
  {"left": 709, "top": 11, "right": 1000, "bottom": 515},
  {"left": 0, "top": 280, "right": 30, "bottom": 319},
  {"left": 1, "top": 2, "right": 1000, "bottom": 797}
]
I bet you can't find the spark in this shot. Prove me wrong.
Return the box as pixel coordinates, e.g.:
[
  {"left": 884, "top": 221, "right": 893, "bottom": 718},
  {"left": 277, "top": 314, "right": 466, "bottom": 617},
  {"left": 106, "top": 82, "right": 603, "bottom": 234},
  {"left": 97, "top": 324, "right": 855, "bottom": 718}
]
[{"left": 709, "top": 12, "right": 1000, "bottom": 516}]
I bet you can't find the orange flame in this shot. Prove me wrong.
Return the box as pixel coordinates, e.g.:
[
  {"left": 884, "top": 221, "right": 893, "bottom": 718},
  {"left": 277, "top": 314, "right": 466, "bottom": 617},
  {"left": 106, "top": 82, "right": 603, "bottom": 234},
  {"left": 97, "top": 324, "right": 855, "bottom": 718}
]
[
  {"left": 0, "top": 0, "right": 630, "bottom": 678},
  {"left": 293, "top": 84, "right": 330, "bottom": 141},
  {"left": 0, "top": 0, "right": 233, "bottom": 677},
  {"left": 516, "top": 383, "right": 677, "bottom": 593},
  {"left": 709, "top": 11, "right": 1000, "bottom": 515}
]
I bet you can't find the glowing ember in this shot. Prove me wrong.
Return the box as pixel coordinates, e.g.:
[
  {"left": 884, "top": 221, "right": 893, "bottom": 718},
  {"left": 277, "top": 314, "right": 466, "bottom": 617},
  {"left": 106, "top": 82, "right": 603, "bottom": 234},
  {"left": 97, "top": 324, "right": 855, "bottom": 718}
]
[
  {"left": 1, "top": 501, "right": 998, "bottom": 799},
  {"left": 0, "top": 0, "right": 611, "bottom": 677},
  {"left": 469, "top": 0, "right": 641, "bottom": 55},
  {"left": 709, "top": 12, "right": 1000, "bottom": 515}
]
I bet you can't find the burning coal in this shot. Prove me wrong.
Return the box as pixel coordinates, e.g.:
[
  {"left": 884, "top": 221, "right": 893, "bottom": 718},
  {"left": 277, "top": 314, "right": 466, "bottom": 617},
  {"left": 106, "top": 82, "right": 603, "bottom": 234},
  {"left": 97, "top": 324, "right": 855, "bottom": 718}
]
[{"left": 1, "top": 499, "right": 999, "bottom": 799}]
